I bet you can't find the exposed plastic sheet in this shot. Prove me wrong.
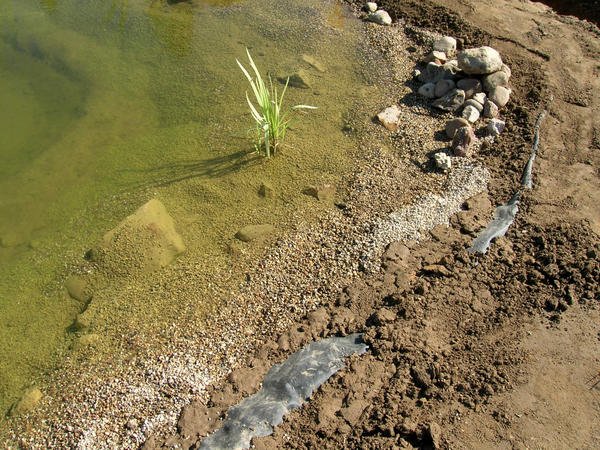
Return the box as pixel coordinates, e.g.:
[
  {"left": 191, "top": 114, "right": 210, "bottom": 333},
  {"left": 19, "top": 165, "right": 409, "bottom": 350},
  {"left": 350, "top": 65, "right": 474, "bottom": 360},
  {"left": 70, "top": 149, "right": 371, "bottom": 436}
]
[
  {"left": 199, "top": 334, "right": 367, "bottom": 450},
  {"left": 469, "top": 192, "right": 520, "bottom": 254}
]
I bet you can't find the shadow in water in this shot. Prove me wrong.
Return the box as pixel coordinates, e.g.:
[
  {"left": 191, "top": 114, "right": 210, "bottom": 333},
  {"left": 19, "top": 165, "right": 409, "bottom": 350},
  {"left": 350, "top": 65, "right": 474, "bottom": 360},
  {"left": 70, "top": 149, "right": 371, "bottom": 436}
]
[{"left": 122, "top": 149, "right": 262, "bottom": 190}]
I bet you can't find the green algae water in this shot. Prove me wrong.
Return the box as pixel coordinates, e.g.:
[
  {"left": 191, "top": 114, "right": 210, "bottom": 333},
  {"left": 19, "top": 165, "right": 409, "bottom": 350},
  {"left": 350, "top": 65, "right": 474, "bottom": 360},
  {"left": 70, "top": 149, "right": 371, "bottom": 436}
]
[{"left": 0, "top": 0, "right": 373, "bottom": 415}]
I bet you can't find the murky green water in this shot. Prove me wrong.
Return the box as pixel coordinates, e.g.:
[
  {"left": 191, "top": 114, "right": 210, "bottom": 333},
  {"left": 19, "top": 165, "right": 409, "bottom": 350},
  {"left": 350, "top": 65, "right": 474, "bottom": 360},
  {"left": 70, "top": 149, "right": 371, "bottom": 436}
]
[{"left": 0, "top": 0, "right": 372, "bottom": 415}]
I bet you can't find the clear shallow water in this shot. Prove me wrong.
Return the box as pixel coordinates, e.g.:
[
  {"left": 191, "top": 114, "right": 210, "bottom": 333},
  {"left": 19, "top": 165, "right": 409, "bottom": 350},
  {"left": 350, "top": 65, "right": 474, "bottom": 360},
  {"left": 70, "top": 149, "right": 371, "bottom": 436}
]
[{"left": 0, "top": 0, "right": 370, "bottom": 414}]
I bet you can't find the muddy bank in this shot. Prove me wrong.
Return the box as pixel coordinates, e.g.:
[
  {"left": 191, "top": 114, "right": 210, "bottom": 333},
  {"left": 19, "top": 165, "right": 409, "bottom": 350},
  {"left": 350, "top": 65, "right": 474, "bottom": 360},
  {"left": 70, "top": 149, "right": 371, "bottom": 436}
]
[{"left": 154, "top": 0, "right": 600, "bottom": 449}]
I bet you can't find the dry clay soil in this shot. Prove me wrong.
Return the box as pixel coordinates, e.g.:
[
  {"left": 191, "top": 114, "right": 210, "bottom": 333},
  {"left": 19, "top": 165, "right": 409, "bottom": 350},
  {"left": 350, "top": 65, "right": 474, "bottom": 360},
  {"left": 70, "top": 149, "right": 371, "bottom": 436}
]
[{"left": 151, "top": 1, "right": 600, "bottom": 449}]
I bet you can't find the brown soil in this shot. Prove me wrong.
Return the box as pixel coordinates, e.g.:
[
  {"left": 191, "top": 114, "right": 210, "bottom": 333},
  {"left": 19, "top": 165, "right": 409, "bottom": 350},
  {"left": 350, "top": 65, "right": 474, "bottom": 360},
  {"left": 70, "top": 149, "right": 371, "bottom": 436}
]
[{"left": 148, "top": 0, "right": 600, "bottom": 449}]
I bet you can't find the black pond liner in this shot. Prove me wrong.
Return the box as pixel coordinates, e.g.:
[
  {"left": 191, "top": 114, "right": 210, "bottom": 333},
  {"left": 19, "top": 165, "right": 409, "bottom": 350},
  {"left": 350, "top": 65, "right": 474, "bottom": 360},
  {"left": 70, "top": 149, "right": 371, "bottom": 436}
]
[
  {"left": 199, "top": 334, "right": 367, "bottom": 450},
  {"left": 469, "top": 109, "right": 548, "bottom": 254}
]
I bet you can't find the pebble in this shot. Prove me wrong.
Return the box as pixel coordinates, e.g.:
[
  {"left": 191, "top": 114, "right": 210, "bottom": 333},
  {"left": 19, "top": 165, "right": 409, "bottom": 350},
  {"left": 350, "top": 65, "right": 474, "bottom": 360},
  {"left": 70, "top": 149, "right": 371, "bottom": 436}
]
[
  {"left": 425, "top": 50, "right": 447, "bottom": 64},
  {"left": 457, "top": 46, "right": 503, "bottom": 75},
  {"left": 258, "top": 182, "right": 274, "bottom": 198},
  {"left": 464, "top": 98, "right": 484, "bottom": 113},
  {"left": 377, "top": 105, "right": 402, "bottom": 130},
  {"left": 445, "top": 117, "right": 470, "bottom": 138},
  {"left": 489, "top": 86, "right": 511, "bottom": 107},
  {"left": 472, "top": 92, "right": 486, "bottom": 106},
  {"left": 433, "top": 36, "right": 457, "bottom": 56},
  {"left": 487, "top": 118, "right": 506, "bottom": 136},
  {"left": 418, "top": 83, "right": 436, "bottom": 99},
  {"left": 368, "top": 10, "right": 392, "bottom": 25},
  {"left": 461, "top": 104, "right": 481, "bottom": 123},
  {"left": 483, "top": 70, "right": 510, "bottom": 92},
  {"left": 434, "top": 79, "right": 455, "bottom": 98},
  {"left": 456, "top": 78, "right": 482, "bottom": 98},
  {"left": 483, "top": 99, "right": 499, "bottom": 118},
  {"left": 433, "top": 152, "right": 452, "bottom": 172},
  {"left": 501, "top": 63, "right": 512, "bottom": 78},
  {"left": 302, "top": 184, "right": 337, "bottom": 202},
  {"left": 366, "top": 2, "right": 378, "bottom": 12},
  {"left": 451, "top": 126, "right": 477, "bottom": 157},
  {"left": 432, "top": 88, "right": 466, "bottom": 112}
]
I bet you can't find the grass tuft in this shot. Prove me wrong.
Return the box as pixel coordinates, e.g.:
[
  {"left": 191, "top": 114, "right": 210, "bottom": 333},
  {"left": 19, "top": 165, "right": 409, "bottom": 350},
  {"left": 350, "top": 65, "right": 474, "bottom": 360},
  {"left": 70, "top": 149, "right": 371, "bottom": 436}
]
[{"left": 237, "top": 49, "right": 316, "bottom": 158}]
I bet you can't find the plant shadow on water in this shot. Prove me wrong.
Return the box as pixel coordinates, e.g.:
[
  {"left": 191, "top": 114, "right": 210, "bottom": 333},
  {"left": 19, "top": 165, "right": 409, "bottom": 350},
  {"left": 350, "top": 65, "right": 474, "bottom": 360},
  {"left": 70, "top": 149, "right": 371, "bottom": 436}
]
[{"left": 122, "top": 148, "right": 262, "bottom": 189}]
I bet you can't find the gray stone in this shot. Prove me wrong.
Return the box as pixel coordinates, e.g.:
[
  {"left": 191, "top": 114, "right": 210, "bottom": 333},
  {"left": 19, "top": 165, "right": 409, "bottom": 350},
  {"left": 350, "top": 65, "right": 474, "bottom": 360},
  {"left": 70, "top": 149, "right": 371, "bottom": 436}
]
[
  {"left": 235, "top": 224, "right": 275, "bottom": 242},
  {"left": 434, "top": 79, "right": 455, "bottom": 98},
  {"left": 445, "top": 117, "right": 470, "bottom": 138},
  {"left": 433, "top": 152, "right": 452, "bottom": 172},
  {"left": 368, "top": 9, "right": 392, "bottom": 25},
  {"left": 433, "top": 36, "right": 457, "bottom": 56},
  {"left": 377, "top": 105, "right": 401, "bottom": 130},
  {"left": 464, "top": 99, "right": 483, "bottom": 113},
  {"left": 457, "top": 46, "right": 503, "bottom": 75},
  {"left": 418, "top": 83, "right": 436, "bottom": 99},
  {"left": 366, "top": 2, "right": 378, "bottom": 12},
  {"left": 483, "top": 70, "right": 510, "bottom": 92},
  {"left": 451, "top": 126, "right": 477, "bottom": 157},
  {"left": 461, "top": 104, "right": 481, "bottom": 123},
  {"left": 456, "top": 78, "right": 482, "bottom": 98},
  {"left": 432, "top": 88, "right": 466, "bottom": 112},
  {"left": 418, "top": 61, "right": 459, "bottom": 84},
  {"left": 500, "top": 63, "right": 512, "bottom": 78},
  {"left": 487, "top": 118, "right": 506, "bottom": 136},
  {"left": 483, "top": 99, "right": 499, "bottom": 118},
  {"left": 489, "top": 86, "right": 511, "bottom": 107}
]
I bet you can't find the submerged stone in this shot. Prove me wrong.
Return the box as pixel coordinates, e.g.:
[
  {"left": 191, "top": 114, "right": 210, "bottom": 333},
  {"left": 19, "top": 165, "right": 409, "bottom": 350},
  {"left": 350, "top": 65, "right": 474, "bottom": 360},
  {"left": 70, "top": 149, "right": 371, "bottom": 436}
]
[
  {"left": 10, "top": 388, "right": 43, "bottom": 416},
  {"left": 65, "top": 276, "right": 92, "bottom": 303},
  {"left": 92, "top": 199, "right": 186, "bottom": 276},
  {"left": 235, "top": 224, "right": 275, "bottom": 242}
]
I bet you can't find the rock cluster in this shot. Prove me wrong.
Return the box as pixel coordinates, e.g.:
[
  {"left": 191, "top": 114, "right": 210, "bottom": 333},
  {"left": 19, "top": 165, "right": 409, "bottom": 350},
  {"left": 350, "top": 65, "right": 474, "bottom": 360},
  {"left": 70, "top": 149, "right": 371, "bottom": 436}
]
[
  {"left": 363, "top": 2, "right": 392, "bottom": 26},
  {"left": 414, "top": 36, "right": 511, "bottom": 159}
]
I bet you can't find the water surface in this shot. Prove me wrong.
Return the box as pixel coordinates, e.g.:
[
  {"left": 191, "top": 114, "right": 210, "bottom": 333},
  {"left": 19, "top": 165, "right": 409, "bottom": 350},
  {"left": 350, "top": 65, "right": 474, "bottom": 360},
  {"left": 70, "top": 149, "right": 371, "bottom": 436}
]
[{"left": 0, "top": 0, "right": 371, "bottom": 414}]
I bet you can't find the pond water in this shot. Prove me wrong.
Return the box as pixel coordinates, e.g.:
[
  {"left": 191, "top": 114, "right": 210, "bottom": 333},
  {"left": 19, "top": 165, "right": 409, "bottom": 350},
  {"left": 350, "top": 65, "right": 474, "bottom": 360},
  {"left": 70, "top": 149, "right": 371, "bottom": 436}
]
[{"left": 0, "top": 0, "right": 374, "bottom": 414}]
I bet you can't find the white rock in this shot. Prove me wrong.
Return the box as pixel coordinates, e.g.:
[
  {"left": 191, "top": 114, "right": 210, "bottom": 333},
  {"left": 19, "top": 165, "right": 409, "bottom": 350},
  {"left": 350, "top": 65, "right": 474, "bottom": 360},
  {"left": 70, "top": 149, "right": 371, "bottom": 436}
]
[
  {"left": 413, "top": 69, "right": 421, "bottom": 79},
  {"left": 464, "top": 99, "right": 483, "bottom": 113},
  {"left": 377, "top": 105, "right": 401, "bottom": 131},
  {"left": 489, "top": 86, "right": 511, "bottom": 108},
  {"left": 433, "top": 152, "right": 452, "bottom": 171},
  {"left": 418, "top": 83, "right": 436, "bottom": 99},
  {"left": 472, "top": 92, "right": 486, "bottom": 105},
  {"left": 461, "top": 105, "right": 481, "bottom": 123},
  {"left": 487, "top": 118, "right": 506, "bottom": 136},
  {"left": 366, "top": 2, "right": 378, "bottom": 12},
  {"left": 434, "top": 79, "right": 455, "bottom": 98},
  {"left": 368, "top": 10, "right": 392, "bottom": 25},
  {"left": 501, "top": 63, "right": 512, "bottom": 78},
  {"left": 434, "top": 36, "right": 457, "bottom": 56},
  {"left": 457, "top": 46, "right": 503, "bottom": 75}
]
